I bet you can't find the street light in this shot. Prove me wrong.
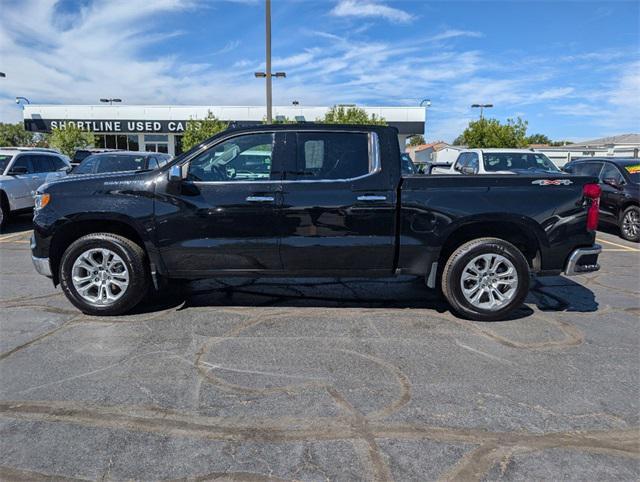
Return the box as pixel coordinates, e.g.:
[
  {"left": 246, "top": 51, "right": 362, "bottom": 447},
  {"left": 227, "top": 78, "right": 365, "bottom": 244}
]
[
  {"left": 471, "top": 103, "right": 493, "bottom": 119},
  {"left": 0, "top": 72, "right": 6, "bottom": 78},
  {"left": 292, "top": 100, "right": 299, "bottom": 106},
  {"left": 15, "top": 97, "right": 30, "bottom": 104},
  {"left": 254, "top": 0, "right": 286, "bottom": 123},
  {"left": 100, "top": 98, "right": 122, "bottom": 105}
]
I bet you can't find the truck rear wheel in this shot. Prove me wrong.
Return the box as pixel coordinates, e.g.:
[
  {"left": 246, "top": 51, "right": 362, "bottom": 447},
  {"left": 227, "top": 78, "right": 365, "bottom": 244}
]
[
  {"left": 441, "top": 237, "right": 530, "bottom": 321},
  {"left": 59, "top": 233, "right": 149, "bottom": 316}
]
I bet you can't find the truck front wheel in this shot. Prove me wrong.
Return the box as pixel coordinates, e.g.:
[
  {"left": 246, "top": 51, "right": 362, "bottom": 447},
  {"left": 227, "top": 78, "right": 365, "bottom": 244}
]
[
  {"left": 59, "top": 233, "right": 149, "bottom": 316},
  {"left": 441, "top": 237, "right": 530, "bottom": 321}
]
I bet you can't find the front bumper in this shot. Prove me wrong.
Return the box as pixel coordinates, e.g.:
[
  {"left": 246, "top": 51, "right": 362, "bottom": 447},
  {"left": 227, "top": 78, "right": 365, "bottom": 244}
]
[
  {"left": 32, "top": 255, "right": 52, "bottom": 278},
  {"left": 564, "top": 244, "right": 601, "bottom": 276}
]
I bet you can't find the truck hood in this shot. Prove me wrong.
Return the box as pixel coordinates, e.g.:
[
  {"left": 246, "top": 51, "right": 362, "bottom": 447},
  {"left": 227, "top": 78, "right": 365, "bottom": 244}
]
[
  {"left": 38, "top": 169, "right": 158, "bottom": 194},
  {"left": 0, "top": 174, "right": 14, "bottom": 183}
]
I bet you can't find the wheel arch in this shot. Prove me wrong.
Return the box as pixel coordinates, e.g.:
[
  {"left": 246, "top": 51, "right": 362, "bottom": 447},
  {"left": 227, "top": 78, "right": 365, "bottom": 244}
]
[
  {"left": 439, "top": 216, "right": 544, "bottom": 271},
  {"left": 48, "top": 215, "right": 161, "bottom": 285}
]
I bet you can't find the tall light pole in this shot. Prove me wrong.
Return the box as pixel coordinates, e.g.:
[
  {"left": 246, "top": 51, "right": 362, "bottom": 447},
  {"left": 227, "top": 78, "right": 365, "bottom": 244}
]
[
  {"left": 471, "top": 103, "right": 493, "bottom": 119},
  {"left": 15, "top": 97, "right": 30, "bottom": 104},
  {"left": 255, "top": 0, "right": 285, "bottom": 123},
  {"left": 100, "top": 98, "right": 122, "bottom": 105},
  {"left": 420, "top": 98, "right": 431, "bottom": 138}
]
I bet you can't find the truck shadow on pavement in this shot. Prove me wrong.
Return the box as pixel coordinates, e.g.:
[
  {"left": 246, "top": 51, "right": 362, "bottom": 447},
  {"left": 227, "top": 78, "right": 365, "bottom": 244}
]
[{"left": 138, "top": 274, "right": 597, "bottom": 320}]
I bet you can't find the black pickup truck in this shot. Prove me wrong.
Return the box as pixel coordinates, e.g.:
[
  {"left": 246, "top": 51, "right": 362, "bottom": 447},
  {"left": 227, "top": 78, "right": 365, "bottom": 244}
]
[{"left": 31, "top": 124, "right": 602, "bottom": 320}]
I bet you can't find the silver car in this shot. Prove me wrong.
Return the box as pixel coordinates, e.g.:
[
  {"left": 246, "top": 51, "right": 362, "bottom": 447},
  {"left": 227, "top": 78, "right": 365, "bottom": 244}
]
[{"left": 0, "top": 148, "right": 71, "bottom": 230}]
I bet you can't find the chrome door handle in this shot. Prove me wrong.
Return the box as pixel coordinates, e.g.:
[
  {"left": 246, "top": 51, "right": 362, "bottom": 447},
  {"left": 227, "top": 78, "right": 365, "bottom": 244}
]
[
  {"left": 357, "top": 195, "right": 387, "bottom": 202},
  {"left": 246, "top": 196, "right": 275, "bottom": 202}
]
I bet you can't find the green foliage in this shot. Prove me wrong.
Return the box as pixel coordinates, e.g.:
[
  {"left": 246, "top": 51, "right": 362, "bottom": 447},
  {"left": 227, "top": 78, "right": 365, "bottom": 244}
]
[
  {"left": 452, "top": 135, "right": 465, "bottom": 146},
  {"left": 48, "top": 125, "right": 94, "bottom": 158},
  {"left": 407, "top": 134, "right": 426, "bottom": 147},
  {"left": 526, "top": 133, "right": 551, "bottom": 145},
  {"left": 182, "top": 111, "right": 228, "bottom": 151},
  {"left": 318, "top": 105, "right": 387, "bottom": 125},
  {"left": 457, "top": 117, "right": 528, "bottom": 148},
  {"left": 0, "top": 122, "right": 36, "bottom": 147}
]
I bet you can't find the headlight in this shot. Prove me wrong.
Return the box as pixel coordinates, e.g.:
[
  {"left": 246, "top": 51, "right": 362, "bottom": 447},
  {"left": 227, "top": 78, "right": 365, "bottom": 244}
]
[{"left": 34, "top": 193, "right": 51, "bottom": 210}]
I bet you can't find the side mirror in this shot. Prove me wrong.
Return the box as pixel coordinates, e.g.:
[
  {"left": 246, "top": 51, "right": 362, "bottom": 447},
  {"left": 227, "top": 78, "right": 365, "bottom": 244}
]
[
  {"left": 603, "top": 178, "right": 623, "bottom": 189},
  {"left": 461, "top": 166, "right": 477, "bottom": 175},
  {"left": 8, "top": 166, "right": 28, "bottom": 175},
  {"left": 168, "top": 164, "right": 186, "bottom": 182}
]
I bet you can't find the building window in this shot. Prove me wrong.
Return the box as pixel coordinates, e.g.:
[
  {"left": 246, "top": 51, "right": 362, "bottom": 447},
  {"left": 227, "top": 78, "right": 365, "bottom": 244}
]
[
  {"left": 144, "top": 134, "right": 169, "bottom": 153},
  {"left": 175, "top": 135, "right": 183, "bottom": 155},
  {"left": 94, "top": 134, "right": 140, "bottom": 151}
]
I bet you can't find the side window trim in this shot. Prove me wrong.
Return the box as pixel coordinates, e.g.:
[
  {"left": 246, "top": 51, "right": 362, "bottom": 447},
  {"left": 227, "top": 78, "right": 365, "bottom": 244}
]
[
  {"left": 184, "top": 130, "right": 381, "bottom": 184},
  {"left": 288, "top": 131, "right": 380, "bottom": 183}
]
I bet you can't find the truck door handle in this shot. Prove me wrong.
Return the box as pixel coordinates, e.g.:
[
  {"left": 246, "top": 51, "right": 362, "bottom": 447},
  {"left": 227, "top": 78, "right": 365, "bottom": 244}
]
[
  {"left": 246, "top": 196, "right": 275, "bottom": 203},
  {"left": 357, "top": 195, "right": 387, "bottom": 202}
]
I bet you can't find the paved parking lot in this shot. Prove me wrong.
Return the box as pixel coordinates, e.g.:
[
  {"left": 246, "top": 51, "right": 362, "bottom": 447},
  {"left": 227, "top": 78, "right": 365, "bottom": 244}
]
[{"left": 1, "top": 215, "right": 639, "bottom": 481}]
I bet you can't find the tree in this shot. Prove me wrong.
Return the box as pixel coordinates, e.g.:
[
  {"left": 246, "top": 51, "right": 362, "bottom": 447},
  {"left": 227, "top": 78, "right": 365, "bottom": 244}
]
[
  {"left": 0, "top": 122, "right": 36, "bottom": 147},
  {"left": 452, "top": 135, "right": 465, "bottom": 146},
  {"left": 526, "top": 133, "right": 551, "bottom": 145},
  {"left": 48, "top": 124, "right": 94, "bottom": 158},
  {"left": 407, "top": 134, "right": 426, "bottom": 147},
  {"left": 182, "top": 111, "right": 228, "bottom": 151},
  {"left": 456, "top": 117, "right": 528, "bottom": 148},
  {"left": 318, "top": 105, "right": 387, "bottom": 125}
]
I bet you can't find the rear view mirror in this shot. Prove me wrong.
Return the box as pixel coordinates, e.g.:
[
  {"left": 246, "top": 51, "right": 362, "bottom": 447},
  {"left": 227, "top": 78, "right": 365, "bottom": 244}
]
[
  {"left": 168, "top": 164, "right": 186, "bottom": 182},
  {"left": 8, "top": 166, "right": 28, "bottom": 175}
]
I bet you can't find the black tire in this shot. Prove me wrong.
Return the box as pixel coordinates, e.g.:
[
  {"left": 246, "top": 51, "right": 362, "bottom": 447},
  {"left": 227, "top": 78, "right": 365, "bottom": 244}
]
[
  {"left": 441, "top": 237, "right": 530, "bottom": 321},
  {"left": 59, "top": 233, "right": 149, "bottom": 315},
  {"left": 0, "top": 192, "right": 9, "bottom": 233},
  {"left": 619, "top": 205, "right": 640, "bottom": 242}
]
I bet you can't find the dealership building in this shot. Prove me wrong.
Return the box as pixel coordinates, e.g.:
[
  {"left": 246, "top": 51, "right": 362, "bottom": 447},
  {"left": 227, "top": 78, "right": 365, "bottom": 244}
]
[{"left": 22, "top": 104, "right": 425, "bottom": 156}]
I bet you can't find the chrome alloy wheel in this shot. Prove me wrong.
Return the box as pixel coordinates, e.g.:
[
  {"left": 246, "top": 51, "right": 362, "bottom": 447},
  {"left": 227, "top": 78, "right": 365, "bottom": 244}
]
[
  {"left": 71, "top": 248, "right": 129, "bottom": 305},
  {"left": 622, "top": 209, "right": 640, "bottom": 239},
  {"left": 460, "top": 254, "right": 518, "bottom": 311}
]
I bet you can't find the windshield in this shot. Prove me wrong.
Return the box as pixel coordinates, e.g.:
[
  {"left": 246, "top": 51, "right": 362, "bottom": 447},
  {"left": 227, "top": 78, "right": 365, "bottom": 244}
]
[
  {"left": 483, "top": 153, "right": 560, "bottom": 173},
  {"left": 622, "top": 163, "right": 640, "bottom": 184},
  {"left": 75, "top": 154, "right": 148, "bottom": 174},
  {"left": 0, "top": 154, "right": 14, "bottom": 173}
]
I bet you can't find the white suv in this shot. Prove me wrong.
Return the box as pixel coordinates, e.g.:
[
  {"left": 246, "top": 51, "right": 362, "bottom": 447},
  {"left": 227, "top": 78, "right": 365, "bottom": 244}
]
[
  {"left": 431, "top": 148, "right": 561, "bottom": 175},
  {"left": 0, "top": 148, "right": 71, "bottom": 230}
]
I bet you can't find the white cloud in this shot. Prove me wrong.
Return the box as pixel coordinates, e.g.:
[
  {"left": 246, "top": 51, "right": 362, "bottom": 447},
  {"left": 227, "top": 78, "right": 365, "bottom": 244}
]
[
  {"left": 330, "top": 0, "right": 414, "bottom": 23},
  {"left": 428, "top": 30, "right": 484, "bottom": 42}
]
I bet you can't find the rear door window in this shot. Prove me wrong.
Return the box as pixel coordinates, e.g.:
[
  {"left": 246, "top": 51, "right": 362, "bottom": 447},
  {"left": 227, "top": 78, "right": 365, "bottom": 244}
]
[
  {"left": 600, "top": 163, "right": 624, "bottom": 184},
  {"left": 293, "top": 132, "right": 371, "bottom": 180},
  {"left": 33, "top": 155, "right": 55, "bottom": 173}
]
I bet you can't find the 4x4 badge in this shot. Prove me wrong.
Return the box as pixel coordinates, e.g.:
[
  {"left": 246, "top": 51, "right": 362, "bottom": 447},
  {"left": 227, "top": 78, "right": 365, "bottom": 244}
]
[{"left": 532, "top": 179, "right": 573, "bottom": 186}]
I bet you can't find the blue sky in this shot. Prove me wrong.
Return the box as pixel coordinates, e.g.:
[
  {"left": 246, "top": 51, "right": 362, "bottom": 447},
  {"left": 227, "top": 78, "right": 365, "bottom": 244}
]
[{"left": 0, "top": 0, "right": 638, "bottom": 142}]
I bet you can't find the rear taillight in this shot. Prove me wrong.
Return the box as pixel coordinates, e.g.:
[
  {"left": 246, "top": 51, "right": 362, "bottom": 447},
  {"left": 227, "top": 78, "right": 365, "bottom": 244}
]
[{"left": 583, "top": 183, "right": 601, "bottom": 231}]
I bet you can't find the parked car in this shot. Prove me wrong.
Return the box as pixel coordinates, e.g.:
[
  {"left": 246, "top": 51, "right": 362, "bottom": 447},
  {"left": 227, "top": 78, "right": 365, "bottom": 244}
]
[
  {"left": 32, "top": 124, "right": 601, "bottom": 320},
  {"left": 431, "top": 149, "right": 561, "bottom": 175},
  {"left": 0, "top": 148, "right": 71, "bottom": 230},
  {"left": 72, "top": 151, "right": 172, "bottom": 175},
  {"left": 563, "top": 158, "right": 640, "bottom": 242},
  {"left": 72, "top": 148, "right": 121, "bottom": 167}
]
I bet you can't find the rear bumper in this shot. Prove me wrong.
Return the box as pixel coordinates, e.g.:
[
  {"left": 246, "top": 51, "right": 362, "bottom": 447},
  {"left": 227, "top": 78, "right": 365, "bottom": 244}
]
[{"left": 564, "top": 244, "right": 601, "bottom": 276}]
